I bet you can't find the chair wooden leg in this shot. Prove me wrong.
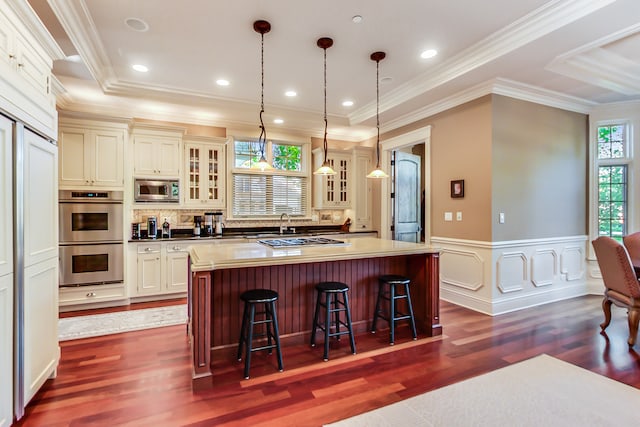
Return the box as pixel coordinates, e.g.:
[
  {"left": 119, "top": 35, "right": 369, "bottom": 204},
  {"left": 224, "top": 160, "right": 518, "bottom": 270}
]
[
  {"left": 600, "top": 296, "right": 612, "bottom": 331},
  {"left": 627, "top": 307, "right": 640, "bottom": 347}
]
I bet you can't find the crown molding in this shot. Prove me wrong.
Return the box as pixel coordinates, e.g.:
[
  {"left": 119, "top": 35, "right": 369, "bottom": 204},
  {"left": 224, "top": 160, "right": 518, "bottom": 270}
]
[
  {"left": 47, "top": 0, "right": 116, "bottom": 90},
  {"left": 546, "top": 23, "right": 640, "bottom": 96},
  {"left": 380, "top": 78, "right": 596, "bottom": 133},
  {"left": 350, "top": 0, "right": 616, "bottom": 125}
]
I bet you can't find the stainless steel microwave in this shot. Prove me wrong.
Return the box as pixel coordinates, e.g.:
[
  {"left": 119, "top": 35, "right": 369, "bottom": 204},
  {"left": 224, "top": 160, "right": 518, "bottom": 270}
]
[{"left": 134, "top": 178, "right": 180, "bottom": 202}]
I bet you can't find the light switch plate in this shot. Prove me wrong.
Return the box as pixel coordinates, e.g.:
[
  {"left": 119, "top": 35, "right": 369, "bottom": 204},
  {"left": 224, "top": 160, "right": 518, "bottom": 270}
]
[
  {"left": 499, "top": 212, "right": 505, "bottom": 224},
  {"left": 444, "top": 212, "right": 453, "bottom": 221}
]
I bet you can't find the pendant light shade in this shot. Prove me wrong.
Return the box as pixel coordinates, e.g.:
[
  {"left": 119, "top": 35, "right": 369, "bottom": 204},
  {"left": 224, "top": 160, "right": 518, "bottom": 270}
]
[
  {"left": 253, "top": 20, "right": 272, "bottom": 171},
  {"left": 367, "top": 51, "right": 389, "bottom": 179},
  {"left": 313, "top": 37, "right": 337, "bottom": 176}
]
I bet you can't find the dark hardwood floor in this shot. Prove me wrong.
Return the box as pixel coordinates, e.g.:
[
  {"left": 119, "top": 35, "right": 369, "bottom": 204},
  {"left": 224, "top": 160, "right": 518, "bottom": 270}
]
[{"left": 16, "top": 295, "right": 640, "bottom": 426}]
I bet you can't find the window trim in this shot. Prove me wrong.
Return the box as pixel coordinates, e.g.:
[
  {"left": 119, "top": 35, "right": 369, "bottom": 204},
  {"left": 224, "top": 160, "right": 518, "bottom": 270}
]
[{"left": 589, "top": 120, "right": 632, "bottom": 254}]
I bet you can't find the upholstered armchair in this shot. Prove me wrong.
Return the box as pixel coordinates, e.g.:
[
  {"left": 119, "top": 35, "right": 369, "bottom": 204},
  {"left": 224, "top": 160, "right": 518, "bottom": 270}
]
[
  {"left": 592, "top": 236, "right": 640, "bottom": 346},
  {"left": 623, "top": 232, "right": 640, "bottom": 275}
]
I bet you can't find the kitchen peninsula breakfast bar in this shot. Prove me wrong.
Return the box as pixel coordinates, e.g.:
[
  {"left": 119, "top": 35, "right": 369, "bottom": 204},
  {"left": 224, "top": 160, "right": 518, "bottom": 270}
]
[{"left": 188, "top": 237, "right": 441, "bottom": 388}]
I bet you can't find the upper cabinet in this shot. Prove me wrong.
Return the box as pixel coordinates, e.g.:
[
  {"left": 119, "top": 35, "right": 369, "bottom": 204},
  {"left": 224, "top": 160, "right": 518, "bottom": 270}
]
[
  {"left": 58, "top": 120, "right": 127, "bottom": 189},
  {"left": 0, "top": 0, "right": 64, "bottom": 140},
  {"left": 132, "top": 126, "right": 182, "bottom": 178},
  {"left": 313, "top": 148, "right": 352, "bottom": 209},
  {"left": 353, "top": 148, "right": 374, "bottom": 230},
  {"left": 183, "top": 135, "right": 227, "bottom": 208}
]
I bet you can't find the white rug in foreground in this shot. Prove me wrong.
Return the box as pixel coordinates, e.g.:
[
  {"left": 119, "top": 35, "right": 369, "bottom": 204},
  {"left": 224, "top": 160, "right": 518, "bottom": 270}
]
[
  {"left": 59, "top": 305, "right": 187, "bottom": 341},
  {"left": 326, "top": 354, "right": 640, "bottom": 427}
]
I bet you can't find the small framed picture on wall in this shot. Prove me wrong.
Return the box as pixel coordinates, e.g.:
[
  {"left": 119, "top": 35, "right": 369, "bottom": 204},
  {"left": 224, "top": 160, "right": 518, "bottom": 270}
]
[{"left": 451, "top": 179, "right": 464, "bottom": 198}]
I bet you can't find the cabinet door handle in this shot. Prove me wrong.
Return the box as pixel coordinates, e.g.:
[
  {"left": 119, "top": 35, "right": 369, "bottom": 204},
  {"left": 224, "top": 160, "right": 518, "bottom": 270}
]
[
  {"left": 86, "top": 292, "right": 96, "bottom": 297},
  {"left": 145, "top": 247, "right": 153, "bottom": 252},
  {"left": 173, "top": 246, "right": 182, "bottom": 250}
]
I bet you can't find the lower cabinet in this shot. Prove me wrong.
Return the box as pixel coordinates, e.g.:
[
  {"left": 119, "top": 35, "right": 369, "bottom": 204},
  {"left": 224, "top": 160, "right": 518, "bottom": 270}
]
[{"left": 134, "top": 242, "right": 189, "bottom": 297}]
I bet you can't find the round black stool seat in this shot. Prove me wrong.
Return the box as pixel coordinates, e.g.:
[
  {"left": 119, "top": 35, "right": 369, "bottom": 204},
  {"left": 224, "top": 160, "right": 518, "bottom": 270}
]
[
  {"left": 311, "top": 281, "right": 356, "bottom": 361},
  {"left": 379, "top": 275, "right": 410, "bottom": 284},
  {"left": 241, "top": 289, "right": 279, "bottom": 303},
  {"left": 316, "top": 281, "right": 349, "bottom": 293}
]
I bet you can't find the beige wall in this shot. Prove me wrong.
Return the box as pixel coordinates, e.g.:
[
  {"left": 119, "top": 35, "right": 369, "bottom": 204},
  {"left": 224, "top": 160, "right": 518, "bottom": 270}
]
[
  {"left": 491, "top": 95, "right": 587, "bottom": 240},
  {"left": 383, "top": 94, "right": 587, "bottom": 242}
]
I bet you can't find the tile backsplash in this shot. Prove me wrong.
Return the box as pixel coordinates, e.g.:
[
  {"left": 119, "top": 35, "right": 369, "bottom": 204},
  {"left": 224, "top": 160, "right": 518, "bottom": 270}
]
[{"left": 131, "top": 209, "right": 345, "bottom": 230}]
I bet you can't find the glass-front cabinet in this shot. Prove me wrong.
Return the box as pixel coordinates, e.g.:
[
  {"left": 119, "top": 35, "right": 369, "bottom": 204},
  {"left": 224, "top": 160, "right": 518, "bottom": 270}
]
[
  {"left": 312, "top": 148, "right": 352, "bottom": 209},
  {"left": 183, "top": 136, "right": 227, "bottom": 207}
]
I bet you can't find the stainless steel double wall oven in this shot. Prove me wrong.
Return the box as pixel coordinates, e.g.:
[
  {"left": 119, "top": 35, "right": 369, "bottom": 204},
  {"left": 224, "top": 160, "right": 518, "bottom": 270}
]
[{"left": 58, "top": 190, "right": 124, "bottom": 287}]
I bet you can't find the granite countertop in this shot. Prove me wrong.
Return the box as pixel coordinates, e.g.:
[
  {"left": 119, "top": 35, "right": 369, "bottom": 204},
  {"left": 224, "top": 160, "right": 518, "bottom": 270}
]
[{"left": 189, "top": 237, "right": 439, "bottom": 271}]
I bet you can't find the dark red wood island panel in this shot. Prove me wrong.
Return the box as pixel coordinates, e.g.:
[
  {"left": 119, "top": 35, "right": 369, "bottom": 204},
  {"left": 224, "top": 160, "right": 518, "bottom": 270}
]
[{"left": 189, "top": 238, "right": 441, "bottom": 388}]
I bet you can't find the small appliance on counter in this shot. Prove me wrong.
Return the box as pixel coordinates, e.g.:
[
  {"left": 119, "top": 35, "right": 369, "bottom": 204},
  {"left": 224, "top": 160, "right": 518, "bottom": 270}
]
[
  {"left": 162, "top": 218, "right": 171, "bottom": 238},
  {"left": 147, "top": 216, "right": 157, "bottom": 239},
  {"left": 214, "top": 211, "right": 224, "bottom": 236},
  {"left": 131, "top": 223, "right": 141, "bottom": 239},
  {"left": 203, "top": 212, "right": 214, "bottom": 236},
  {"left": 193, "top": 215, "right": 201, "bottom": 237}
]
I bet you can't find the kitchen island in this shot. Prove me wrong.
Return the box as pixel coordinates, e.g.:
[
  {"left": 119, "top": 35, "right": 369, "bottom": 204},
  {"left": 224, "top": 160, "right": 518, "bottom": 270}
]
[{"left": 189, "top": 237, "right": 441, "bottom": 388}]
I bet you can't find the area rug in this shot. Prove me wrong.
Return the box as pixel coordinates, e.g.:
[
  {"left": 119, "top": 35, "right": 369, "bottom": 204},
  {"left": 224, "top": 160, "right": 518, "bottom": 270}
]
[
  {"left": 58, "top": 304, "right": 188, "bottom": 341},
  {"left": 326, "top": 354, "right": 640, "bottom": 427}
]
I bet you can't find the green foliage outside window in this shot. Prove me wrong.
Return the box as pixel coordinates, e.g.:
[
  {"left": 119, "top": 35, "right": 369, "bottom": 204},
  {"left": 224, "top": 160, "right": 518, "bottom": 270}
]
[
  {"left": 272, "top": 143, "right": 301, "bottom": 171},
  {"left": 598, "top": 124, "right": 625, "bottom": 159}
]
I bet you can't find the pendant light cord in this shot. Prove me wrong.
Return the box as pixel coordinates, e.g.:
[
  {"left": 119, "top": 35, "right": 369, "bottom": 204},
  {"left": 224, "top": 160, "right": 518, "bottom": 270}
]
[
  {"left": 322, "top": 46, "right": 329, "bottom": 165},
  {"left": 375, "top": 58, "right": 381, "bottom": 168},
  {"left": 259, "top": 30, "right": 266, "bottom": 156}
]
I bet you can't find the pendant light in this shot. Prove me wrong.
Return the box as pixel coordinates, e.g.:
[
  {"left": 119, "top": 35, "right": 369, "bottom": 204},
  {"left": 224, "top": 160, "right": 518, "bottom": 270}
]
[
  {"left": 313, "top": 37, "right": 337, "bottom": 176},
  {"left": 253, "top": 20, "right": 272, "bottom": 171},
  {"left": 366, "top": 51, "right": 389, "bottom": 179}
]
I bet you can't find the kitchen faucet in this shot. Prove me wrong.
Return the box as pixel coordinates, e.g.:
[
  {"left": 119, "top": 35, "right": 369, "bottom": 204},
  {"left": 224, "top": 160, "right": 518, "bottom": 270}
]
[{"left": 280, "top": 213, "right": 291, "bottom": 235}]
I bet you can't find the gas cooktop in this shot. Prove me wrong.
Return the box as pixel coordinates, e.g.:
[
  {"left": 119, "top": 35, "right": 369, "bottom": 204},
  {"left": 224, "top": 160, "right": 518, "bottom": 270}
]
[{"left": 257, "top": 237, "right": 349, "bottom": 249}]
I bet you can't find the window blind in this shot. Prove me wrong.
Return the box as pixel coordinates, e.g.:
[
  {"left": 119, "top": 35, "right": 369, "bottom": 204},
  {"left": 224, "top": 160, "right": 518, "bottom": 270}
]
[{"left": 232, "top": 173, "right": 308, "bottom": 217}]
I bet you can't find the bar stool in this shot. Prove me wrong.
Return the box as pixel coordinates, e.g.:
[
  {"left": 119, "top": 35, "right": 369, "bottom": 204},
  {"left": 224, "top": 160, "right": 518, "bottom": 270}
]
[
  {"left": 371, "top": 275, "right": 417, "bottom": 345},
  {"left": 310, "top": 281, "right": 356, "bottom": 361},
  {"left": 236, "top": 289, "right": 284, "bottom": 379}
]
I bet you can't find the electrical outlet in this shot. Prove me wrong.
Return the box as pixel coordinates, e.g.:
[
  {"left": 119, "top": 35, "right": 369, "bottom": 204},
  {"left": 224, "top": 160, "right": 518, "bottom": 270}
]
[{"left": 456, "top": 211, "right": 462, "bottom": 221}]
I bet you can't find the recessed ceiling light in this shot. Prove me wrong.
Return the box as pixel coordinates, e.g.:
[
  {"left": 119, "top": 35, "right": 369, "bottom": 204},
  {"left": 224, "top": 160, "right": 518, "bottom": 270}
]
[
  {"left": 420, "top": 49, "right": 438, "bottom": 59},
  {"left": 132, "top": 64, "right": 148, "bottom": 72},
  {"left": 285, "top": 90, "right": 297, "bottom": 97},
  {"left": 216, "top": 79, "right": 230, "bottom": 86},
  {"left": 125, "top": 17, "right": 149, "bottom": 32},
  {"left": 342, "top": 100, "right": 354, "bottom": 107},
  {"left": 352, "top": 15, "right": 363, "bottom": 24},
  {"left": 273, "top": 118, "right": 284, "bottom": 124}
]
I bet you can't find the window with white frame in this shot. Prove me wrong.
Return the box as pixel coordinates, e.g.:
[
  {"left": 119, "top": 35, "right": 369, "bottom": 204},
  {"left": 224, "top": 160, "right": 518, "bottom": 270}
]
[
  {"left": 597, "top": 123, "right": 629, "bottom": 241},
  {"left": 231, "top": 138, "right": 309, "bottom": 217}
]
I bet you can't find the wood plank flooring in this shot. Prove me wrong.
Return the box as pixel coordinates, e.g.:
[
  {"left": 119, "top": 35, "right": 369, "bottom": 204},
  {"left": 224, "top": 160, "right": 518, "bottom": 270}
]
[{"left": 15, "top": 295, "right": 640, "bottom": 426}]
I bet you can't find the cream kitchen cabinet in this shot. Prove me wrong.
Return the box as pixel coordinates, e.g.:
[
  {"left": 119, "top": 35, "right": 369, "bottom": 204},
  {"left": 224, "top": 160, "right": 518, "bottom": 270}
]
[
  {"left": 0, "top": 3, "right": 52, "bottom": 104},
  {"left": 58, "top": 122, "right": 126, "bottom": 189},
  {"left": 352, "top": 148, "right": 374, "bottom": 230},
  {"left": 132, "top": 126, "right": 182, "bottom": 178},
  {"left": 183, "top": 136, "right": 226, "bottom": 208},
  {"left": 134, "top": 242, "right": 189, "bottom": 297},
  {"left": 312, "top": 148, "right": 352, "bottom": 209}
]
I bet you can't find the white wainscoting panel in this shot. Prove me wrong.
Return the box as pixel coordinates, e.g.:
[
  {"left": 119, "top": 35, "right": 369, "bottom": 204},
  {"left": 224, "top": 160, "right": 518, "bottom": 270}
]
[
  {"left": 531, "top": 249, "right": 558, "bottom": 287},
  {"left": 432, "top": 235, "right": 588, "bottom": 315},
  {"left": 497, "top": 252, "right": 527, "bottom": 293}
]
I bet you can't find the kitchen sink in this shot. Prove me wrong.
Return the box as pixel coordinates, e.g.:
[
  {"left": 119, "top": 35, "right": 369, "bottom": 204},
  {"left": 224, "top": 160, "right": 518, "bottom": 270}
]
[{"left": 258, "top": 237, "right": 348, "bottom": 248}]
